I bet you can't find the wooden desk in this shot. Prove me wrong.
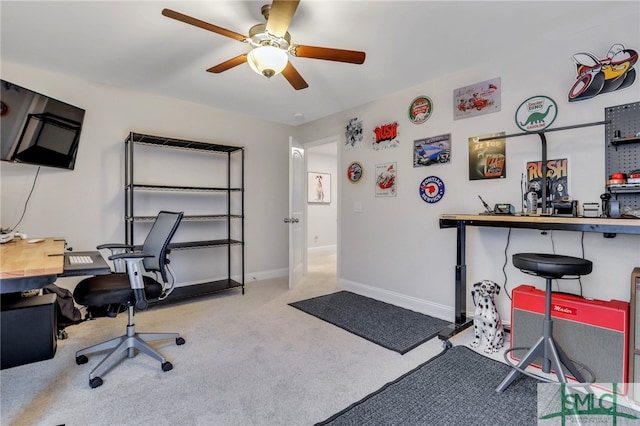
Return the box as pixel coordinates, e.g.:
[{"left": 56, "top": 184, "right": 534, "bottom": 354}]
[
  {"left": 0, "top": 238, "right": 65, "bottom": 292},
  {"left": 438, "top": 214, "right": 640, "bottom": 345},
  {"left": 0, "top": 238, "right": 65, "bottom": 368},
  {"left": 0, "top": 238, "right": 111, "bottom": 293},
  {"left": 0, "top": 238, "right": 110, "bottom": 368},
  {"left": 1, "top": 238, "right": 65, "bottom": 278}
]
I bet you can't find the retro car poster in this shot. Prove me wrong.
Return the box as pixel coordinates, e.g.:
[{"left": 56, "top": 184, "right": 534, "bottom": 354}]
[
  {"left": 375, "top": 162, "right": 396, "bottom": 197},
  {"left": 373, "top": 122, "right": 399, "bottom": 150},
  {"left": 413, "top": 133, "right": 451, "bottom": 167},
  {"left": 526, "top": 158, "right": 569, "bottom": 202},
  {"left": 345, "top": 117, "right": 364, "bottom": 149},
  {"left": 454, "top": 77, "right": 501, "bottom": 120},
  {"left": 468, "top": 132, "right": 506, "bottom": 180}
]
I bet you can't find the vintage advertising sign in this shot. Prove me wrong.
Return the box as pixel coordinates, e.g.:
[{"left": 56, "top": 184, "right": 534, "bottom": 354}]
[
  {"left": 375, "top": 162, "right": 396, "bottom": 197},
  {"left": 346, "top": 161, "right": 363, "bottom": 184},
  {"left": 408, "top": 96, "right": 433, "bottom": 124},
  {"left": 453, "top": 77, "right": 501, "bottom": 120},
  {"left": 373, "top": 122, "right": 399, "bottom": 150},
  {"left": 345, "top": 117, "right": 364, "bottom": 149},
  {"left": 468, "top": 132, "right": 506, "bottom": 180},
  {"left": 515, "top": 96, "right": 558, "bottom": 132},
  {"left": 419, "top": 176, "right": 445, "bottom": 204},
  {"left": 413, "top": 133, "right": 451, "bottom": 167}
]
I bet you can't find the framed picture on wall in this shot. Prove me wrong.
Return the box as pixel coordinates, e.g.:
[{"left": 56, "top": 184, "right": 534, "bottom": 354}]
[{"left": 308, "top": 172, "right": 331, "bottom": 204}]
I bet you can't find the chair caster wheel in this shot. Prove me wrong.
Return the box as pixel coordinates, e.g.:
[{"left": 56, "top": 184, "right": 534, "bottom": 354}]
[
  {"left": 162, "top": 361, "right": 173, "bottom": 372},
  {"left": 176, "top": 337, "right": 185, "bottom": 345},
  {"left": 89, "top": 377, "right": 103, "bottom": 388},
  {"left": 76, "top": 355, "right": 89, "bottom": 365},
  {"left": 442, "top": 340, "right": 452, "bottom": 349}
]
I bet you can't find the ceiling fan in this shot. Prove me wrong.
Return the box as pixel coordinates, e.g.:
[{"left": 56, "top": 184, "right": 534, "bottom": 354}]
[{"left": 162, "top": 0, "right": 366, "bottom": 90}]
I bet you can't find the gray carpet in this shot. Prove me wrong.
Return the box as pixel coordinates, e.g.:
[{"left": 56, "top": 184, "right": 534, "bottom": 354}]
[
  {"left": 318, "top": 345, "right": 538, "bottom": 426},
  {"left": 289, "top": 291, "right": 449, "bottom": 354}
]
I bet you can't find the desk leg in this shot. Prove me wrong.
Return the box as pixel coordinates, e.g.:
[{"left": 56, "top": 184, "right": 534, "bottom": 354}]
[{"left": 438, "top": 221, "right": 473, "bottom": 344}]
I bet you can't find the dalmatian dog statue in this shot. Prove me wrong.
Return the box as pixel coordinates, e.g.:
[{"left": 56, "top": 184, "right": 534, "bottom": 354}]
[{"left": 470, "top": 280, "right": 505, "bottom": 353}]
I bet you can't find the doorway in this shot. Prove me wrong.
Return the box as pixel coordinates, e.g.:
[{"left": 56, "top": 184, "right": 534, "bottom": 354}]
[{"left": 306, "top": 137, "right": 338, "bottom": 278}]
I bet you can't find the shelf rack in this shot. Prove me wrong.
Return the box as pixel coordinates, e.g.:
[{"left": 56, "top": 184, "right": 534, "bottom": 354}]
[{"left": 124, "top": 132, "right": 245, "bottom": 301}]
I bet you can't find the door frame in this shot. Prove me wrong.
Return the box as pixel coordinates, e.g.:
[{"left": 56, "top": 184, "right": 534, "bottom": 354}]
[{"left": 303, "top": 134, "right": 341, "bottom": 279}]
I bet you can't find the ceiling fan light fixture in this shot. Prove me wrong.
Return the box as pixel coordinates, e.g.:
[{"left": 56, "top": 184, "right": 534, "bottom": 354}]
[{"left": 248, "top": 45, "right": 288, "bottom": 78}]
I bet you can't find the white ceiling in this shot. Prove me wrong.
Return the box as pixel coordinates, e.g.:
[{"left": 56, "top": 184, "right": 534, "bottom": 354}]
[{"left": 1, "top": 1, "right": 634, "bottom": 126}]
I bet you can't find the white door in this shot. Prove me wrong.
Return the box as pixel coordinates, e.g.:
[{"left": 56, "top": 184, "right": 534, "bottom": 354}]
[{"left": 288, "top": 136, "right": 306, "bottom": 289}]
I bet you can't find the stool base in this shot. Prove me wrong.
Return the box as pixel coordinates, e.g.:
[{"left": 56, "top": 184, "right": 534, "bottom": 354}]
[{"left": 496, "top": 328, "right": 585, "bottom": 392}]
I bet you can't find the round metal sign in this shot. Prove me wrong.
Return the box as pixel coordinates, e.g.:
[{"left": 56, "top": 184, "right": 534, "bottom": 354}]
[
  {"left": 346, "top": 161, "right": 363, "bottom": 184},
  {"left": 515, "top": 96, "right": 558, "bottom": 132},
  {"left": 408, "top": 96, "right": 433, "bottom": 124},
  {"left": 419, "top": 176, "right": 445, "bottom": 203}
]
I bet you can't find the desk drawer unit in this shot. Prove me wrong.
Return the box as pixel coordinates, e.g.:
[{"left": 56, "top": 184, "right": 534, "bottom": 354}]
[
  {"left": 1, "top": 293, "right": 57, "bottom": 369},
  {"left": 510, "top": 285, "right": 629, "bottom": 393}
]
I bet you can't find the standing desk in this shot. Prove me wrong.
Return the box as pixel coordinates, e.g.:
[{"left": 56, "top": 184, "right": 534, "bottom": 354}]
[{"left": 438, "top": 214, "right": 640, "bottom": 345}]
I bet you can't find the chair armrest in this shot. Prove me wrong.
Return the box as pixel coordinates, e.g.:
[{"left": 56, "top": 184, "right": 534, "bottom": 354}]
[
  {"left": 108, "top": 252, "right": 153, "bottom": 261},
  {"left": 98, "top": 244, "right": 136, "bottom": 273},
  {"left": 97, "top": 243, "right": 134, "bottom": 250}
]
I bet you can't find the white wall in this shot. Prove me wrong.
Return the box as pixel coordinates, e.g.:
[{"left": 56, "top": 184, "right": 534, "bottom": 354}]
[
  {"left": 307, "top": 146, "right": 338, "bottom": 250},
  {"left": 1, "top": 61, "right": 293, "bottom": 288},
  {"left": 2, "top": 4, "right": 639, "bottom": 327},
  {"left": 297, "top": 8, "right": 640, "bottom": 322}
]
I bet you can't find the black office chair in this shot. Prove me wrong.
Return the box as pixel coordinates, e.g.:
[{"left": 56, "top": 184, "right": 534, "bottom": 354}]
[
  {"left": 496, "top": 252, "right": 593, "bottom": 393},
  {"left": 73, "top": 211, "right": 185, "bottom": 388}
]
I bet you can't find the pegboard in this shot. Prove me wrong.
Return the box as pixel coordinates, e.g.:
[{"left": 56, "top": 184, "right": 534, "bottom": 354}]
[{"left": 605, "top": 101, "right": 640, "bottom": 211}]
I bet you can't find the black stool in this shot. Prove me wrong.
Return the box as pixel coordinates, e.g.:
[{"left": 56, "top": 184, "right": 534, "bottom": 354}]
[{"left": 496, "top": 253, "right": 593, "bottom": 393}]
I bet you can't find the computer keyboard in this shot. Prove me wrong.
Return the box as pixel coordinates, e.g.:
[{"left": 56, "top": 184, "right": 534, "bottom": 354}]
[{"left": 68, "top": 255, "right": 93, "bottom": 264}]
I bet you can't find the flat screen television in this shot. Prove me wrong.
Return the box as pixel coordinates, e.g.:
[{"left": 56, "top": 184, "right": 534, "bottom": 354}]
[{"left": 1, "top": 79, "right": 85, "bottom": 170}]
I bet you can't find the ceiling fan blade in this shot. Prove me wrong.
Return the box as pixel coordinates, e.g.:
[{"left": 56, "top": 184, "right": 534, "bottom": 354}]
[
  {"left": 291, "top": 45, "right": 366, "bottom": 64},
  {"left": 265, "top": 0, "right": 300, "bottom": 38},
  {"left": 162, "top": 8, "right": 247, "bottom": 42},
  {"left": 207, "top": 55, "right": 248, "bottom": 73},
  {"left": 281, "top": 62, "right": 308, "bottom": 90}
]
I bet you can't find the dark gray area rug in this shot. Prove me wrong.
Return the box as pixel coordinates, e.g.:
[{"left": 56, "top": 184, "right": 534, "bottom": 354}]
[
  {"left": 289, "top": 291, "right": 449, "bottom": 354},
  {"left": 317, "top": 345, "right": 538, "bottom": 426}
]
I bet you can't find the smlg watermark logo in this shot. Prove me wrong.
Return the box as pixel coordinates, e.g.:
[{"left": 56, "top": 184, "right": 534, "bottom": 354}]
[{"left": 538, "top": 383, "right": 640, "bottom": 425}]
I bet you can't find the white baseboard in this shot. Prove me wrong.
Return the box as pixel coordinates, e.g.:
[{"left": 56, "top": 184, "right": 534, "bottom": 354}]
[
  {"left": 245, "top": 268, "right": 288, "bottom": 282},
  {"left": 308, "top": 244, "right": 337, "bottom": 253},
  {"left": 338, "top": 278, "right": 471, "bottom": 323},
  {"left": 169, "top": 268, "right": 288, "bottom": 288}
]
